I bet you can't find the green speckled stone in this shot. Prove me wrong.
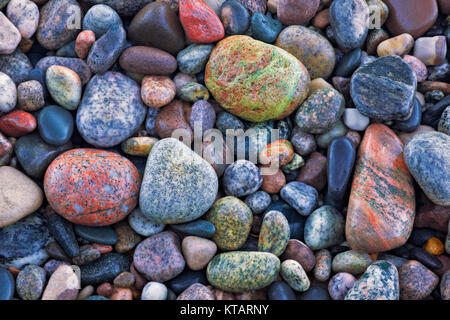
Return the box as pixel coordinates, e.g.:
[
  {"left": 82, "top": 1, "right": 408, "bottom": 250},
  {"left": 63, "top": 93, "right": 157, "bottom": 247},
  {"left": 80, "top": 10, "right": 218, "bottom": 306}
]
[
  {"left": 331, "top": 250, "right": 372, "bottom": 275},
  {"left": 304, "top": 205, "right": 345, "bottom": 250},
  {"left": 80, "top": 253, "right": 131, "bottom": 286},
  {"left": 281, "top": 153, "right": 305, "bottom": 174},
  {"left": 205, "top": 35, "right": 310, "bottom": 122},
  {"left": 316, "top": 120, "right": 348, "bottom": 149},
  {"left": 45, "top": 65, "right": 82, "bottom": 110},
  {"left": 295, "top": 88, "right": 345, "bottom": 134},
  {"left": 258, "top": 210, "right": 290, "bottom": 256},
  {"left": 179, "top": 82, "right": 210, "bottom": 103},
  {"left": 140, "top": 138, "right": 218, "bottom": 224},
  {"left": 205, "top": 196, "right": 252, "bottom": 251},
  {"left": 206, "top": 251, "right": 280, "bottom": 292},
  {"left": 177, "top": 44, "right": 214, "bottom": 75},
  {"left": 276, "top": 26, "right": 336, "bottom": 80},
  {"left": 16, "top": 265, "right": 46, "bottom": 300},
  {"left": 280, "top": 259, "right": 310, "bottom": 292},
  {"left": 345, "top": 260, "right": 399, "bottom": 300},
  {"left": 74, "top": 224, "right": 118, "bottom": 245}
]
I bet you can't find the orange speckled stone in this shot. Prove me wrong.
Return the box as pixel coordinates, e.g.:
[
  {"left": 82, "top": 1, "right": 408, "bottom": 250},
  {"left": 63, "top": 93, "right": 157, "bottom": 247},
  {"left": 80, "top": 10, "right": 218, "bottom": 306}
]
[
  {"left": 346, "top": 124, "right": 415, "bottom": 253},
  {"left": 75, "top": 30, "right": 96, "bottom": 59},
  {"left": 179, "top": 0, "right": 225, "bottom": 43},
  {"left": 259, "top": 139, "right": 294, "bottom": 166},
  {"left": 110, "top": 288, "right": 133, "bottom": 300},
  {"left": 44, "top": 149, "right": 141, "bottom": 226},
  {"left": 423, "top": 237, "right": 444, "bottom": 255},
  {"left": 141, "top": 76, "right": 176, "bottom": 108}
]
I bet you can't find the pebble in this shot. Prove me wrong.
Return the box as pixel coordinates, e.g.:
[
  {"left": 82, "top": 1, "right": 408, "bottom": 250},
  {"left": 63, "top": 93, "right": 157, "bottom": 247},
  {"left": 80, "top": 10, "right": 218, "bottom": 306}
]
[
  {"left": 296, "top": 152, "right": 327, "bottom": 191},
  {"left": 281, "top": 239, "right": 316, "bottom": 272},
  {"left": 304, "top": 205, "right": 345, "bottom": 250},
  {"left": 179, "top": 82, "right": 210, "bottom": 102},
  {"left": 170, "top": 219, "right": 216, "bottom": 239},
  {"left": 44, "top": 149, "right": 140, "bottom": 226},
  {"left": 74, "top": 225, "right": 118, "bottom": 245},
  {"left": 313, "top": 249, "right": 332, "bottom": 281},
  {"left": 377, "top": 33, "right": 414, "bottom": 57},
  {"left": 141, "top": 76, "right": 175, "bottom": 108},
  {"left": 280, "top": 259, "right": 310, "bottom": 292},
  {"left": 415, "top": 203, "right": 450, "bottom": 233},
  {"left": 332, "top": 250, "right": 372, "bottom": 275},
  {"left": 6, "top": 0, "right": 39, "bottom": 40},
  {"left": 119, "top": 46, "right": 177, "bottom": 76},
  {"left": 182, "top": 236, "right": 217, "bottom": 270},
  {"left": 223, "top": 160, "right": 262, "bottom": 197},
  {"left": 205, "top": 196, "right": 252, "bottom": 250},
  {"left": 36, "top": 56, "right": 92, "bottom": 85},
  {"left": 177, "top": 44, "right": 214, "bottom": 75},
  {"left": 72, "top": 245, "right": 101, "bottom": 265},
  {"left": 268, "top": 281, "right": 296, "bottom": 300},
  {"left": 334, "top": 48, "right": 362, "bottom": 78},
  {"left": 441, "top": 271, "right": 450, "bottom": 300},
  {"left": 77, "top": 285, "right": 94, "bottom": 300},
  {"left": 154, "top": 100, "right": 193, "bottom": 140},
  {"left": 258, "top": 210, "right": 290, "bottom": 256},
  {"left": 0, "top": 166, "right": 43, "bottom": 227},
  {"left": 345, "top": 260, "right": 399, "bottom": 300},
  {"left": 190, "top": 100, "right": 216, "bottom": 135},
  {"left": 295, "top": 88, "right": 344, "bottom": 134},
  {"left": 423, "top": 237, "right": 444, "bottom": 255},
  {"left": 414, "top": 36, "right": 447, "bottom": 66},
  {"left": 237, "top": 0, "right": 266, "bottom": 13},
  {"left": 133, "top": 231, "right": 185, "bottom": 282},
  {"left": 328, "top": 272, "right": 356, "bottom": 300},
  {"left": 343, "top": 108, "right": 369, "bottom": 132},
  {"left": 299, "top": 285, "right": 330, "bottom": 300},
  {"left": 329, "top": 0, "right": 369, "bottom": 50},
  {"left": 121, "top": 136, "right": 158, "bottom": 157},
  {"left": 82, "top": 4, "right": 122, "bottom": 38},
  {"left": 0, "top": 72, "right": 16, "bottom": 113},
  {"left": 177, "top": 283, "right": 215, "bottom": 300},
  {"left": 76, "top": 72, "right": 147, "bottom": 148},
  {"left": 205, "top": 35, "right": 310, "bottom": 122},
  {"left": 141, "top": 282, "right": 168, "bottom": 300},
  {"left": 0, "top": 11, "right": 21, "bottom": 54},
  {"left": 128, "top": 208, "right": 165, "bottom": 237},
  {"left": 140, "top": 138, "right": 218, "bottom": 224},
  {"left": 46, "top": 211, "right": 79, "bottom": 258},
  {"left": 280, "top": 181, "right": 318, "bottom": 216},
  {"left": 179, "top": 0, "right": 225, "bottom": 43},
  {"left": 277, "top": 0, "right": 319, "bottom": 26},
  {"left": 166, "top": 269, "right": 208, "bottom": 294},
  {"left": 261, "top": 169, "right": 286, "bottom": 194},
  {"left": 351, "top": 55, "right": 417, "bottom": 121},
  {"left": 0, "top": 267, "right": 15, "bottom": 300},
  {"left": 38, "top": 105, "right": 74, "bottom": 146},
  {"left": 0, "top": 49, "right": 33, "bottom": 84},
  {"left": 206, "top": 251, "right": 280, "bottom": 292},
  {"left": 16, "top": 265, "right": 46, "bottom": 300},
  {"left": 399, "top": 260, "right": 439, "bottom": 300},
  {"left": 128, "top": 2, "right": 185, "bottom": 55},
  {"left": 42, "top": 264, "right": 80, "bottom": 300},
  {"left": 113, "top": 272, "right": 135, "bottom": 288},
  {"left": 316, "top": 120, "right": 348, "bottom": 149},
  {"left": 220, "top": 0, "right": 250, "bottom": 35},
  {"left": 75, "top": 30, "right": 95, "bottom": 59},
  {"left": 110, "top": 287, "right": 132, "bottom": 300},
  {"left": 114, "top": 221, "right": 141, "bottom": 253},
  {"left": 0, "top": 133, "right": 12, "bottom": 157},
  {"left": 251, "top": 12, "right": 282, "bottom": 44},
  {"left": 0, "top": 110, "right": 36, "bottom": 137},
  {"left": 439, "top": 106, "right": 450, "bottom": 135},
  {"left": 17, "top": 80, "right": 44, "bottom": 112},
  {"left": 80, "top": 253, "right": 131, "bottom": 286}
]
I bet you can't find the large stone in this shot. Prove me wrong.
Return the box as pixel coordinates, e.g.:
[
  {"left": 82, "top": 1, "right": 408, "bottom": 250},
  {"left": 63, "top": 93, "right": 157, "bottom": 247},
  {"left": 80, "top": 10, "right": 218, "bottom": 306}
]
[
  {"left": 42, "top": 264, "right": 80, "bottom": 300},
  {"left": 0, "top": 11, "right": 21, "bottom": 54},
  {"left": 346, "top": 124, "right": 415, "bottom": 253},
  {"left": 205, "top": 35, "right": 310, "bottom": 122},
  {"left": 84, "top": 0, "right": 153, "bottom": 17},
  {"left": 6, "top": 0, "right": 39, "bottom": 39},
  {"left": 139, "top": 138, "right": 218, "bottom": 224}
]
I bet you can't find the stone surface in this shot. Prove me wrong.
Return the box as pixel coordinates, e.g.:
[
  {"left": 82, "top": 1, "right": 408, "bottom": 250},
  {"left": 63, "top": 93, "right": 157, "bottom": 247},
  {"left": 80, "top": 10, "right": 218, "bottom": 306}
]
[
  {"left": 220, "top": 0, "right": 250, "bottom": 35},
  {"left": 346, "top": 124, "right": 415, "bottom": 253},
  {"left": 46, "top": 65, "right": 81, "bottom": 110},
  {"left": 0, "top": 110, "right": 36, "bottom": 137},
  {"left": 17, "top": 80, "right": 44, "bottom": 111},
  {"left": 74, "top": 225, "right": 117, "bottom": 245},
  {"left": 16, "top": 265, "right": 46, "bottom": 300},
  {"left": 277, "top": 0, "right": 319, "bottom": 26},
  {"left": 205, "top": 35, "right": 310, "bottom": 122},
  {"left": 0, "top": 11, "right": 21, "bottom": 54},
  {"left": 119, "top": 46, "right": 177, "bottom": 76},
  {"left": 398, "top": 260, "right": 439, "bottom": 300},
  {"left": 304, "top": 205, "right": 345, "bottom": 250},
  {"left": 82, "top": 4, "right": 122, "bottom": 38},
  {"left": 0, "top": 267, "right": 14, "bottom": 300},
  {"left": 251, "top": 12, "right": 282, "bottom": 44},
  {"left": 141, "top": 282, "right": 168, "bottom": 300},
  {"left": 258, "top": 210, "right": 290, "bottom": 256},
  {"left": 83, "top": 0, "right": 153, "bottom": 17},
  {"left": 177, "top": 283, "right": 215, "bottom": 300},
  {"left": 80, "top": 253, "right": 131, "bottom": 285},
  {"left": 313, "top": 249, "right": 331, "bottom": 281},
  {"left": 332, "top": 250, "right": 372, "bottom": 275},
  {"left": 377, "top": 33, "right": 414, "bottom": 57},
  {"left": 182, "top": 236, "right": 217, "bottom": 270},
  {"left": 414, "top": 36, "right": 447, "bottom": 67},
  {"left": 141, "top": 76, "right": 175, "bottom": 108},
  {"left": 36, "top": 56, "right": 92, "bottom": 85},
  {"left": 281, "top": 240, "right": 315, "bottom": 272},
  {"left": 223, "top": 160, "right": 262, "bottom": 197},
  {"left": 0, "top": 72, "right": 16, "bottom": 113},
  {"left": 328, "top": 272, "right": 356, "bottom": 300},
  {"left": 6, "top": 0, "right": 39, "bottom": 39},
  {"left": 280, "top": 259, "right": 310, "bottom": 292},
  {"left": 296, "top": 152, "right": 326, "bottom": 191},
  {"left": 280, "top": 181, "right": 318, "bottom": 216},
  {"left": 42, "top": 264, "right": 79, "bottom": 300},
  {"left": 128, "top": 208, "right": 165, "bottom": 237},
  {"left": 0, "top": 49, "right": 33, "bottom": 84},
  {"left": 38, "top": 105, "right": 74, "bottom": 146}
]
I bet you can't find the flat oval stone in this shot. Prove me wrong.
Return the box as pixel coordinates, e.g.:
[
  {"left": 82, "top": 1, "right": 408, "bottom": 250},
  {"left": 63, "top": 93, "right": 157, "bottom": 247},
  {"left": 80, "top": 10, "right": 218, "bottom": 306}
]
[
  {"left": 74, "top": 224, "right": 117, "bottom": 245},
  {"left": 205, "top": 35, "right": 310, "bottom": 122},
  {"left": 346, "top": 124, "right": 415, "bottom": 253},
  {"left": 295, "top": 88, "right": 345, "bottom": 134},
  {"left": 128, "top": 2, "right": 185, "bottom": 55},
  {"left": 46, "top": 65, "right": 81, "bottom": 110},
  {"left": 6, "top": 0, "right": 39, "bottom": 40},
  {"left": 80, "top": 253, "right": 131, "bottom": 286},
  {"left": 38, "top": 105, "right": 74, "bottom": 146},
  {"left": 14, "top": 133, "right": 72, "bottom": 179},
  {"left": 281, "top": 239, "right": 315, "bottom": 272},
  {"left": 0, "top": 11, "right": 21, "bottom": 54},
  {"left": 276, "top": 26, "right": 335, "bottom": 80},
  {"left": 223, "top": 160, "right": 262, "bottom": 197},
  {"left": 16, "top": 265, "right": 46, "bottom": 300},
  {"left": 74, "top": 31, "right": 95, "bottom": 58},
  {"left": 133, "top": 231, "right": 185, "bottom": 282},
  {"left": 331, "top": 250, "right": 372, "bottom": 275},
  {"left": 251, "top": 12, "right": 282, "bottom": 44},
  {"left": 119, "top": 46, "right": 177, "bottom": 75},
  {"left": 205, "top": 196, "right": 252, "bottom": 251},
  {"left": 280, "top": 259, "right": 310, "bottom": 292},
  {"left": 327, "top": 137, "right": 356, "bottom": 203},
  {"left": 329, "top": 0, "right": 370, "bottom": 50},
  {"left": 82, "top": 4, "right": 122, "bottom": 38},
  {"left": 220, "top": 0, "right": 250, "bottom": 35},
  {"left": 404, "top": 132, "right": 450, "bottom": 206},
  {"left": 0, "top": 214, "right": 51, "bottom": 268},
  {"left": 83, "top": 0, "right": 153, "bottom": 17},
  {"left": 170, "top": 219, "right": 216, "bottom": 239},
  {"left": 141, "top": 282, "right": 168, "bottom": 300},
  {"left": 36, "top": 0, "right": 81, "bottom": 50},
  {"left": 44, "top": 149, "right": 140, "bottom": 226},
  {"left": 140, "top": 138, "right": 218, "bottom": 224},
  {"left": 36, "top": 56, "right": 92, "bottom": 86},
  {"left": 0, "top": 49, "right": 33, "bottom": 84},
  {"left": 0, "top": 72, "right": 16, "bottom": 112},
  {"left": 304, "top": 205, "right": 345, "bottom": 250},
  {"left": 268, "top": 281, "right": 296, "bottom": 300},
  {"left": 0, "top": 110, "right": 36, "bottom": 137},
  {"left": 141, "top": 76, "right": 175, "bottom": 108},
  {"left": 258, "top": 210, "right": 290, "bottom": 256},
  {"left": 177, "top": 44, "right": 214, "bottom": 75},
  {"left": 350, "top": 55, "right": 417, "bottom": 121},
  {"left": 280, "top": 181, "right": 318, "bottom": 216},
  {"left": 206, "top": 251, "right": 280, "bottom": 292},
  {"left": 345, "top": 260, "right": 399, "bottom": 300},
  {"left": 76, "top": 72, "right": 146, "bottom": 148},
  {"left": 0, "top": 267, "right": 14, "bottom": 300},
  {"left": 377, "top": 33, "right": 414, "bottom": 57},
  {"left": 128, "top": 208, "right": 164, "bottom": 237}
]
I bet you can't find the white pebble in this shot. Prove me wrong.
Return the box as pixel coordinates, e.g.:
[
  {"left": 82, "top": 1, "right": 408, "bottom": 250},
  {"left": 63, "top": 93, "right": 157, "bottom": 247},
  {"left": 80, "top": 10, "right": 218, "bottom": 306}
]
[
  {"left": 343, "top": 108, "right": 370, "bottom": 131},
  {"left": 141, "top": 282, "right": 168, "bottom": 300}
]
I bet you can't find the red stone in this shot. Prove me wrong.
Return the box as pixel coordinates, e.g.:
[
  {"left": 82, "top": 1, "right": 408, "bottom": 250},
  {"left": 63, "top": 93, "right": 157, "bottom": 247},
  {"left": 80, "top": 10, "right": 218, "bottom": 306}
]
[
  {"left": 75, "top": 30, "right": 95, "bottom": 59},
  {"left": 96, "top": 282, "right": 113, "bottom": 297},
  {"left": 296, "top": 152, "right": 327, "bottom": 191},
  {"left": 346, "top": 124, "right": 416, "bottom": 253},
  {"left": 179, "top": 0, "right": 225, "bottom": 43},
  {"left": 155, "top": 100, "right": 193, "bottom": 141},
  {"left": 91, "top": 243, "right": 113, "bottom": 254},
  {"left": 0, "top": 110, "right": 37, "bottom": 137},
  {"left": 415, "top": 203, "right": 450, "bottom": 232},
  {"left": 44, "top": 149, "right": 141, "bottom": 226},
  {"left": 280, "top": 239, "right": 316, "bottom": 272}
]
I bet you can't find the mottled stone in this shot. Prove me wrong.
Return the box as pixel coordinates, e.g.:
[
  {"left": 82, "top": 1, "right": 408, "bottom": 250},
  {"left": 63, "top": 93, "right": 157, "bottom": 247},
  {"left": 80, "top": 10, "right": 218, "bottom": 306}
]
[
  {"left": 439, "top": 106, "right": 450, "bottom": 135},
  {"left": 223, "top": 160, "right": 262, "bottom": 197},
  {"left": 133, "top": 231, "right": 185, "bottom": 282},
  {"left": 16, "top": 265, "right": 46, "bottom": 300},
  {"left": 296, "top": 152, "right": 326, "bottom": 191},
  {"left": 0, "top": 11, "right": 21, "bottom": 54},
  {"left": 177, "top": 283, "right": 215, "bottom": 300},
  {"left": 0, "top": 49, "right": 33, "bottom": 84},
  {"left": 190, "top": 100, "right": 216, "bottom": 135},
  {"left": 182, "top": 236, "right": 217, "bottom": 270},
  {"left": 404, "top": 132, "right": 450, "bottom": 206},
  {"left": 277, "top": 0, "right": 319, "bottom": 26},
  {"left": 441, "top": 270, "right": 450, "bottom": 300},
  {"left": 280, "top": 259, "right": 310, "bottom": 292},
  {"left": 377, "top": 33, "right": 414, "bottom": 57},
  {"left": 316, "top": 120, "right": 348, "bottom": 149},
  {"left": 205, "top": 196, "right": 252, "bottom": 251},
  {"left": 220, "top": 0, "right": 250, "bottom": 35},
  {"left": 0, "top": 72, "right": 16, "bottom": 113},
  {"left": 328, "top": 272, "right": 356, "bottom": 300},
  {"left": 205, "top": 35, "right": 310, "bottom": 122},
  {"left": 17, "top": 80, "right": 44, "bottom": 112},
  {"left": 114, "top": 221, "right": 141, "bottom": 253},
  {"left": 80, "top": 253, "right": 131, "bottom": 285},
  {"left": 251, "top": 12, "right": 282, "bottom": 44},
  {"left": 75, "top": 30, "right": 95, "bottom": 59},
  {"left": 177, "top": 44, "right": 214, "bottom": 75},
  {"left": 128, "top": 208, "right": 165, "bottom": 237},
  {"left": 84, "top": 0, "right": 153, "bottom": 17},
  {"left": 399, "top": 260, "right": 439, "bottom": 300},
  {"left": 42, "top": 264, "right": 79, "bottom": 300},
  {"left": 332, "top": 250, "right": 372, "bottom": 275},
  {"left": 207, "top": 251, "right": 280, "bottom": 292},
  {"left": 141, "top": 76, "right": 175, "bottom": 108},
  {"left": 280, "top": 181, "right": 318, "bottom": 216},
  {"left": 258, "top": 210, "right": 290, "bottom": 256},
  {"left": 154, "top": 100, "right": 192, "bottom": 140},
  {"left": 46, "top": 65, "right": 81, "bottom": 110},
  {"left": 345, "top": 261, "right": 399, "bottom": 300},
  {"left": 82, "top": 4, "right": 122, "bottom": 38},
  {"left": 261, "top": 168, "right": 286, "bottom": 194},
  {"left": 36, "top": 56, "right": 92, "bottom": 85},
  {"left": 72, "top": 245, "right": 100, "bottom": 265},
  {"left": 179, "top": 82, "right": 210, "bottom": 103},
  {"left": 304, "top": 205, "right": 345, "bottom": 250},
  {"left": 414, "top": 36, "right": 447, "bottom": 66},
  {"left": 313, "top": 249, "right": 332, "bottom": 281},
  {"left": 366, "top": 28, "right": 389, "bottom": 55},
  {"left": 281, "top": 240, "right": 315, "bottom": 272},
  {"left": 0, "top": 110, "right": 36, "bottom": 137}
]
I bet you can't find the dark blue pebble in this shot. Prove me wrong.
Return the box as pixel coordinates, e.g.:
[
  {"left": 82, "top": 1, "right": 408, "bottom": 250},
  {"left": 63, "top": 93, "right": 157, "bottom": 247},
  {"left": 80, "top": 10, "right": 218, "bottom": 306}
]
[
  {"left": 28, "top": 68, "right": 49, "bottom": 98},
  {"left": 47, "top": 212, "right": 79, "bottom": 258},
  {"left": 298, "top": 286, "right": 330, "bottom": 300},
  {"left": 408, "top": 228, "right": 446, "bottom": 247},
  {"left": 38, "top": 105, "right": 74, "bottom": 146},
  {"left": 393, "top": 98, "right": 422, "bottom": 132},
  {"left": 422, "top": 95, "right": 450, "bottom": 129},
  {"left": 410, "top": 247, "right": 443, "bottom": 270},
  {"left": 0, "top": 267, "right": 15, "bottom": 300},
  {"left": 334, "top": 48, "right": 362, "bottom": 77},
  {"left": 80, "top": 253, "right": 131, "bottom": 285},
  {"left": 251, "top": 12, "right": 282, "bottom": 44},
  {"left": 74, "top": 225, "right": 118, "bottom": 245},
  {"left": 165, "top": 269, "right": 208, "bottom": 295},
  {"left": 268, "top": 281, "right": 296, "bottom": 300},
  {"left": 170, "top": 219, "right": 216, "bottom": 239},
  {"left": 220, "top": 0, "right": 250, "bottom": 35}
]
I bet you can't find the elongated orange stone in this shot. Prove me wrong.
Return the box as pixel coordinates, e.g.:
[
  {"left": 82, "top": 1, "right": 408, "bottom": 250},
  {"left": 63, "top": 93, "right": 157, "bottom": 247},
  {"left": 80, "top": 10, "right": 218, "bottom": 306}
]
[{"left": 346, "top": 124, "right": 415, "bottom": 253}]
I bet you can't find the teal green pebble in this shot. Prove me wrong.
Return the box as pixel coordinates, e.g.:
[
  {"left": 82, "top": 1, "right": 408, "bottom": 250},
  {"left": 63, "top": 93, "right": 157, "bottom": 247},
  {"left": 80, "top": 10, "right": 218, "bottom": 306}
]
[
  {"left": 258, "top": 210, "right": 290, "bottom": 256},
  {"left": 177, "top": 44, "right": 214, "bottom": 75},
  {"left": 304, "top": 205, "right": 345, "bottom": 250},
  {"left": 316, "top": 120, "right": 348, "bottom": 149},
  {"left": 295, "top": 88, "right": 345, "bottom": 134},
  {"left": 170, "top": 219, "right": 216, "bottom": 239},
  {"left": 180, "top": 82, "right": 210, "bottom": 103},
  {"left": 332, "top": 250, "right": 372, "bottom": 275},
  {"left": 251, "top": 12, "right": 282, "bottom": 44},
  {"left": 345, "top": 260, "right": 400, "bottom": 300},
  {"left": 86, "top": 295, "right": 109, "bottom": 300},
  {"left": 0, "top": 266, "right": 14, "bottom": 300},
  {"left": 38, "top": 105, "right": 74, "bottom": 146},
  {"left": 74, "top": 224, "right": 118, "bottom": 245},
  {"left": 334, "top": 48, "right": 363, "bottom": 77},
  {"left": 280, "top": 259, "right": 310, "bottom": 292},
  {"left": 206, "top": 251, "right": 280, "bottom": 292}
]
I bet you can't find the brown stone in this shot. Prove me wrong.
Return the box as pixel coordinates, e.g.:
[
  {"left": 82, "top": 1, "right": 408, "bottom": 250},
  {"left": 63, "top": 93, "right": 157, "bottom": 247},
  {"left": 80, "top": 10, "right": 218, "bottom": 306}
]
[
  {"left": 403, "top": 55, "right": 428, "bottom": 82},
  {"left": 119, "top": 46, "right": 177, "bottom": 75},
  {"left": 399, "top": 260, "right": 439, "bottom": 300},
  {"left": 113, "top": 272, "right": 136, "bottom": 288},
  {"left": 155, "top": 100, "right": 193, "bottom": 141},
  {"left": 280, "top": 239, "right": 316, "bottom": 272},
  {"left": 277, "top": 0, "right": 320, "bottom": 25},
  {"left": 415, "top": 203, "right": 450, "bottom": 232},
  {"left": 114, "top": 221, "right": 142, "bottom": 254},
  {"left": 181, "top": 236, "right": 217, "bottom": 271},
  {"left": 260, "top": 167, "right": 286, "bottom": 194},
  {"left": 296, "top": 152, "right": 327, "bottom": 191},
  {"left": 438, "top": 0, "right": 450, "bottom": 14},
  {"left": 312, "top": 8, "right": 330, "bottom": 29},
  {"left": 418, "top": 81, "right": 450, "bottom": 95},
  {"left": 130, "top": 263, "right": 147, "bottom": 291},
  {"left": 384, "top": 0, "right": 438, "bottom": 39}
]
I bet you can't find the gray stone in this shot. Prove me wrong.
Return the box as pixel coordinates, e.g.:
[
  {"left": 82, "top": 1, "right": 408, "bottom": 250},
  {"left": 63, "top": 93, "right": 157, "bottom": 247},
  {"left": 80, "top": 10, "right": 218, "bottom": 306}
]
[{"left": 280, "top": 181, "right": 318, "bottom": 216}]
